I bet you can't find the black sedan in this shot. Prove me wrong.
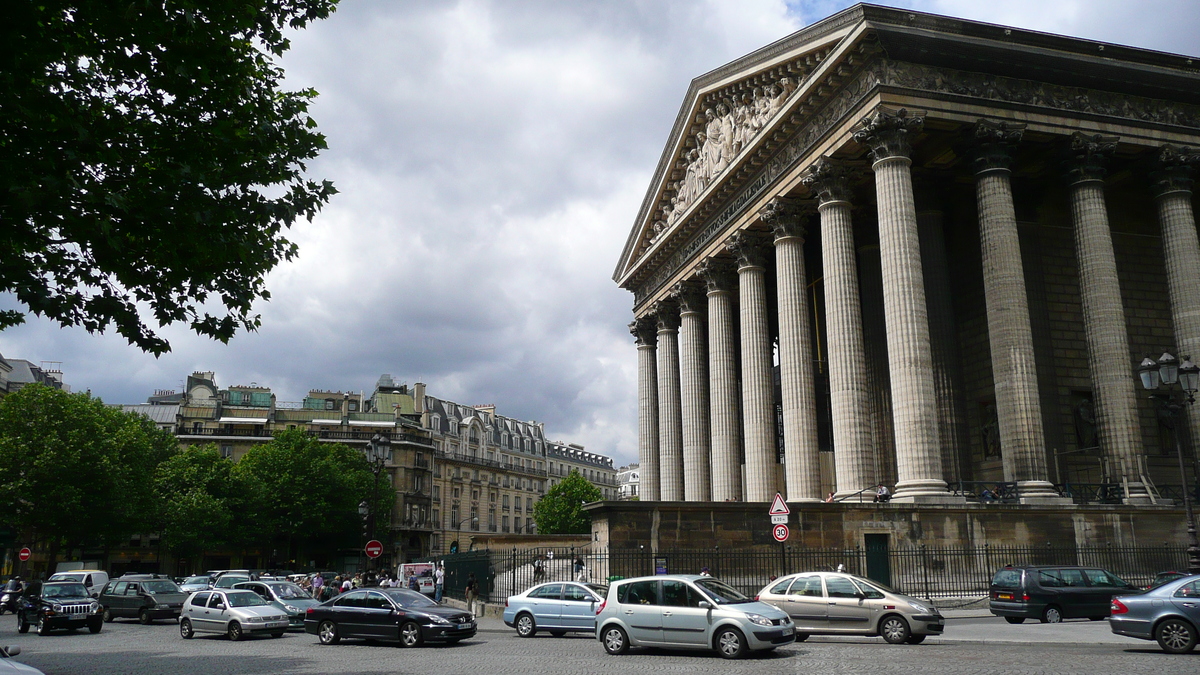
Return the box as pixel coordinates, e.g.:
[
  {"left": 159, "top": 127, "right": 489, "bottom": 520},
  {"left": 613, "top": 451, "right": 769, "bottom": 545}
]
[{"left": 304, "top": 588, "right": 476, "bottom": 647}]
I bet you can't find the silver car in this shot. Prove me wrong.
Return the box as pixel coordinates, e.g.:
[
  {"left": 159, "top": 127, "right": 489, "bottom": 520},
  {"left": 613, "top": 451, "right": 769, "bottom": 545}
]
[
  {"left": 233, "top": 580, "right": 321, "bottom": 630},
  {"left": 595, "top": 575, "right": 794, "bottom": 659},
  {"left": 1110, "top": 573, "right": 1200, "bottom": 653},
  {"left": 503, "top": 582, "right": 608, "bottom": 636},
  {"left": 754, "top": 571, "right": 944, "bottom": 644},
  {"left": 179, "top": 576, "right": 211, "bottom": 593},
  {"left": 178, "top": 589, "right": 290, "bottom": 641}
]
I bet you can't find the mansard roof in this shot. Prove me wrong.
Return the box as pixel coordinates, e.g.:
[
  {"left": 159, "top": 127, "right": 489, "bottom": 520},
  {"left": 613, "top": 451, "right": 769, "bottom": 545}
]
[{"left": 612, "top": 3, "right": 1200, "bottom": 294}]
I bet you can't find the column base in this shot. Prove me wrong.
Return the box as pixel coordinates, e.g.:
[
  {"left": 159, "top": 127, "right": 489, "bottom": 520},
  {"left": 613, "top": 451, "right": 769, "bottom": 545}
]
[
  {"left": 1016, "top": 481, "right": 1074, "bottom": 505},
  {"left": 891, "top": 480, "right": 965, "bottom": 504}
]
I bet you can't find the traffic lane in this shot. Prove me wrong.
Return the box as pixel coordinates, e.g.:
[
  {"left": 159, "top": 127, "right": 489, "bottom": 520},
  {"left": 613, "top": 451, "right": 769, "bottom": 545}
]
[{"left": 930, "top": 613, "right": 1128, "bottom": 644}]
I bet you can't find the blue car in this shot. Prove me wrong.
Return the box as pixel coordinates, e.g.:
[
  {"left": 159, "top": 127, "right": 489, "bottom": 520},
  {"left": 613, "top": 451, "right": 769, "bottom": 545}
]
[
  {"left": 504, "top": 582, "right": 608, "bottom": 637},
  {"left": 1110, "top": 573, "right": 1200, "bottom": 653}
]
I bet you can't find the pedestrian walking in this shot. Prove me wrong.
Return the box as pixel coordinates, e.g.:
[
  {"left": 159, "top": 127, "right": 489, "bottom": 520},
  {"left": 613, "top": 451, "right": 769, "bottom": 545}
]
[
  {"left": 341, "top": 576, "right": 352, "bottom": 593},
  {"left": 699, "top": 566, "right": 711, "bottom": 577},
  {"left": 434, "top": 563, "right": 445, "bottom": 603},
  {"left": 573, "top": 555, "right": 587, "bottom": 583},
  {"left": 311, "top": 573, "right": 324, "bottom": 598},
  {"left": 465, "top": 573, "right": 479, "bottom": 618}
]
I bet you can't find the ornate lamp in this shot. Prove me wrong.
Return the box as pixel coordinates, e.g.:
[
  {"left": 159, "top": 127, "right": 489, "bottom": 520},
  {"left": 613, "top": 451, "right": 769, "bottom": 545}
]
[
  {"left": 1180, "top": 357, "right": 1200, "bottom": 399},
  {"left": 1159, "top": 352, "right": 1180, "bottom": 386},
  {"left": 1139, "top": 356, "right": 1161, "bottom": 391}
]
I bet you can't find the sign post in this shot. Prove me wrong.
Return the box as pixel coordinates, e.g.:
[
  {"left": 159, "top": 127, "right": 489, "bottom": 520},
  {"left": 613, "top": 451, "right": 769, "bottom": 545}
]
[
  {"left": 17, "top": 547, "right": 31, "bottom": 562},
  {"left": 772, "top": 524, "right": 790, "bottom": 542},
  {"left": 364, "top": 540, "right": 383, "bottom": 559}
]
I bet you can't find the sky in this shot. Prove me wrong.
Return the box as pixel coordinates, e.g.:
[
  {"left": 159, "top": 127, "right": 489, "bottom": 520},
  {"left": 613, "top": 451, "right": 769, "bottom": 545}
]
[{"left": 3, "top": 0, "right": 1199, "bottom": 466}]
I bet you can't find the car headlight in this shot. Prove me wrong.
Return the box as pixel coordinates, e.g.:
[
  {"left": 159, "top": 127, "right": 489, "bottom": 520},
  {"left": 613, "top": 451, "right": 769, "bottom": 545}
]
[
  {"left": 284, "top": 605, "right": 300, "bottom": 614},
  {"left": 908, "top": 601, "right": 930, "bottom": 614},
  {"left": 91, "top": 602, "right": 101, "bottom": 613},
  {"left": 429, "top": 615, "right": 451, "bottom": 624},
  {"left": 745, "top": 613, "right": 774, "bottom": 627},
  {"left": 248, "top": 616, "right": 265, "bottom": 622},
  {"left": 50, "top": 603, "right": 63, "bottom": 614}
]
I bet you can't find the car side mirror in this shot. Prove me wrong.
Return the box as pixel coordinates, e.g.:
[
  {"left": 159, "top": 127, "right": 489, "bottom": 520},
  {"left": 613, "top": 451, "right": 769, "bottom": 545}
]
[
  {"left": 855, "top": 591, "right": 866, "bottom": 600},
  {"left": 91, "top": 593, "right": 99, "bottom": 599},
  {"left": 698, "top": 600, "right": 711, "bottom": 609}
]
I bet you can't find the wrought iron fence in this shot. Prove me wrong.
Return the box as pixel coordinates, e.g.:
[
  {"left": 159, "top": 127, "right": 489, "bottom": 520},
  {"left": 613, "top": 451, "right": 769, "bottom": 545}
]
[{"left": 430, "top": 543, "right": 1191, "bottom": 604}]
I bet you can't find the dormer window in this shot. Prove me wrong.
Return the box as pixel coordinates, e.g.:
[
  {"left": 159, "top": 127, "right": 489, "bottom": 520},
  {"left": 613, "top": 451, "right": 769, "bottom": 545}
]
[{"left": 348, "top": 401, "right": 358, "bottom": 412}]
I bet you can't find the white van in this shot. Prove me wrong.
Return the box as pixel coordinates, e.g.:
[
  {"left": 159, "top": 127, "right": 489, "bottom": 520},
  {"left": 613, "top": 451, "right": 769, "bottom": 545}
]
[{"left": 48, "top": 570, "right": 110, "bottom": 597}]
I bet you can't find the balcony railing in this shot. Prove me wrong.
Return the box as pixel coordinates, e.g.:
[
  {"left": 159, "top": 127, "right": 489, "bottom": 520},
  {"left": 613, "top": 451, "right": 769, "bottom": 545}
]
[
  {"left": 440, "top": 451, "right": 548, "bottom": 478},
  {"left": 396, "top": 519, "right": 434, "bottom": 531},
  {"left": 174, "top": 426, "right": 433, "bottom": 446}
]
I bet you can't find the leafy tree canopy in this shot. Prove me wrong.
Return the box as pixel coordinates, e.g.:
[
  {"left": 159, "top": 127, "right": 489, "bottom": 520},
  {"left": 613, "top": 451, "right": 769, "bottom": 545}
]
[
  {"left": 0, "top": 0, "right": 338, "bottom": 354},
  {"left": 154, "top": 444, "right": 250, "bottom": 558},
  {"left": 532, "top": 470, "right": 602, "bottom": 535}
]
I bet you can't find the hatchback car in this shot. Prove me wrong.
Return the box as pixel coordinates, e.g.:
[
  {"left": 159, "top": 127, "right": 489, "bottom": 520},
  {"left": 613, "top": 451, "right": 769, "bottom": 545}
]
[
  {"left": 234, "top": 580, "right": 321, "bottom": 630},
  {"left": 178, "top": 589, "right": 289, "bottom": 641},
  {"left": 988, "top": 565, "right": 1138, "bottom": 623},
  {"left": 1110, "top": 574, "right": 1200, "bottom": 653},
  {"left": 755, "top": 571, "right": 943, "bottom": 644},
  {"left": 504, "top": 582, "right": 608, "bottom": 637},
  {"left": 16, "top": 582, "right": 103, "bottom": 635},
  {"left": 99, "top": 576, "right": 188, "bottom": 624},
  {"left": 304, "top": 588, "right": 476, "bottom": 647},
  {"left": 595, "top": 575, "right": 793, "bottom": 659}
]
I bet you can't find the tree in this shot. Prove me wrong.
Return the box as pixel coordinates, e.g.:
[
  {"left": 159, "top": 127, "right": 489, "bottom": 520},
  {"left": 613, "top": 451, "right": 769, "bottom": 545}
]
[
  {"left": 0, "top": 384, "right": 177, "bottom": 570},
  {"left": 533, "top": 471, "right": 603, "bottom": 535},
  {"left": 153, "top": 444, "right": 249, "bottom": 565},
  {"left": 0, "top": 1, "right": 339, "bottom": 354}
]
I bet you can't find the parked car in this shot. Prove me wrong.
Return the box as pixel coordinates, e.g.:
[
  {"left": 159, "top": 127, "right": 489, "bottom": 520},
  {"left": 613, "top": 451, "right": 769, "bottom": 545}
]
[
  {"left": 1110, "top": 574, "right": 1200, "bottom": 653},
  {"left": 988, "top": 565, "right": 1138, "bottom": 623},
  {"left": 595, "top": 575, "right": 793, "bottom": 659},
  {"left": 754, "top": 571, "right": 943, "bottom": 644},
  {"left": 304, "top": 587, "right": 476, "bottom": 647},
  {"left": 233, "top": 580, "right": 321, "bottom": 630},
  {"left": 178, "top": 590, "right": 289, "bottom": 641},
  {"left": 179, "top": 576, "right": 212, "bottom": 593},
  {"left": 16, "top": 582, "right": 103, "bottom": 635},
  {"left": 1144, "top": 571, "right": 1189, "bottom": 591},
  {"left": 213, "top": 574, "right": 252, "bottom": 589},
  {"left": 0, "top": 646, "right": 46, "bottom": 675},
  {"left": 46, "top": 571, "right": 109, "bottom": 598},
  {"left": 504, "top": 582, "right": 608, "bottom": 637},
  {"left": 98, "top": 576, "right": 188, "bottom": 624}
]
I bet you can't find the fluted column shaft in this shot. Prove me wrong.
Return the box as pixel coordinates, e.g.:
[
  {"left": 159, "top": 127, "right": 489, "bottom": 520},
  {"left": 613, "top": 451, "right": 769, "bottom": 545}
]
[
  {"left": 655, "top": 307, "right": 685, "bottom": 501},
  {"left": 676, "top": 286, "right": 713, "bottom": 501},
  {"left": 701, "top": 260, "right": 743, "bottom": 502},
  {"left": 1066, "top": 133, "right": 1147, "bottom": 501},
  {"left": 729, "top": 233, "right": 776, "bottom": 501},
  {"left": 632, "top": 319, "right": 660, "bottom": 501},
  {"left": 858, "top": 243, "right": 896, "bottom": 488},
  {"left": 974, "top": 133, "right": 1056, "bottom": 497}
]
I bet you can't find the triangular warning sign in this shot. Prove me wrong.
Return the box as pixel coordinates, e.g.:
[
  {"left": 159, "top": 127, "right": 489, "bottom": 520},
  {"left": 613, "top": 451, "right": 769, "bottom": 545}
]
[{"left": 769, "top": 493, "right": 790, "bottom": 515}]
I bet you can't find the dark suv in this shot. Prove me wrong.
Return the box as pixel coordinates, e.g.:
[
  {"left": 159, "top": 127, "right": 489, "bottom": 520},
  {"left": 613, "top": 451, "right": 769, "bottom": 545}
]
[
  {"left": 17, "top": 581, "right": 103, "bottom": 635},
  {"left": 98, "top": 575, "right": 188, "bottom": 624},
  {"left": 989, "top": 565, "right": 1138, "bottom": 623}
]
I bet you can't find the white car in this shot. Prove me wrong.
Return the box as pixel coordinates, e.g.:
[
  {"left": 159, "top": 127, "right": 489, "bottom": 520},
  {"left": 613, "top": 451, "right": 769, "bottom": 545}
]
[
  {"left": 0, "top": 647, "right": 44, "bottom": 675},
  {"left": 178, "top": 589, "right": 290, "bottom": 641},
  {"left": 47, "top": 571, "right": 109, "bottom": 598}
]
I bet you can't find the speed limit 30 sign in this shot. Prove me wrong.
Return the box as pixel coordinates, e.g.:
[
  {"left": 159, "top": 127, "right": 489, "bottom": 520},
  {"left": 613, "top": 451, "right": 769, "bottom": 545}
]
[{"left": 772, "top": 524, "right": 789, "bottom": 542}]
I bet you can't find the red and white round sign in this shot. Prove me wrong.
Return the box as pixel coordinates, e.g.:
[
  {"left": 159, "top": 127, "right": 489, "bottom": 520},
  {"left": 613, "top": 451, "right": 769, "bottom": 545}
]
[
  {"left": 772, "top": 524, "right": 789, "bottom": 543},
  {"left": 364, "top": 540, "right": 383, "bottom": 559},
  {"left": 17, "top": 547, "right": 31, "bottom": 562}
]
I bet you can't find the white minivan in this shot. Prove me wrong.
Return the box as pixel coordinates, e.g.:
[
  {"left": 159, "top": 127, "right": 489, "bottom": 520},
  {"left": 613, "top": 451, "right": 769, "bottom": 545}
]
[{"left": 48, "top": 570, "right": 110, "bottom": 598}]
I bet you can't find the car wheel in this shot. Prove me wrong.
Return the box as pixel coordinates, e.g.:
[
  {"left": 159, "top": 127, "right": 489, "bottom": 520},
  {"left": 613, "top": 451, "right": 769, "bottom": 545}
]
[
  {"left": 227, "top": 621, "right": 243, "bottom": 642},
  {"left": 1040, "top": 605, "right": 1062, "bottom": 624},
  {"left": 549, "top": 630, "right": 566, "bottom": 638},
  {"left": 515, "top": 613, "right": 536, "bottom": 637},
  {"left": 16, "top": 613, "right": 29, "bottom": 634},
  {"left": 180, "top": 618, "right": 194, "bottom": 639},
  {"left": 601, "top": 625, "right": 629, "bottom": 655},
  {"left": 715, "top": 626, "right": 747, "bottom": 659},
  {"left": 36, "top": 617, "right": 50, "bottom": 636},
  {"left": 103, "top": 608, "right": 114, "bottom": 623},
  {"left": 880, "top": 615, "right": 911, "bottom": 644},
  {"left": 905, "top": 634, "right": 926, "bottom": 644},
  {"left": 318, "top": 620, "right": 340, "bottom": 645},
  {"left": 1155, "top": 618, "right": 1198, "bottom": 654},
  {"left": 139, "top": 609, "right": 152, "bottom": 625},
  {"left": 794, "top": 633, "right": 808, "bottom": 642},
  {"left": 89, "top": 620, "right": 102, "bottom": 634},
  {"left": 399, "top": 621, "right": 423, "bottom": 648},
  {"left": 1004, "top": 617, "right": 1025, "bottom": 624}
]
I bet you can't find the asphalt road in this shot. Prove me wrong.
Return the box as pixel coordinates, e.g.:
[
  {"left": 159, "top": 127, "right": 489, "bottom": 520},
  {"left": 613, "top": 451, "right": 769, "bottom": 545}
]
[{"left": 0, "top": 612, "right": 1195, "bottom": 675}]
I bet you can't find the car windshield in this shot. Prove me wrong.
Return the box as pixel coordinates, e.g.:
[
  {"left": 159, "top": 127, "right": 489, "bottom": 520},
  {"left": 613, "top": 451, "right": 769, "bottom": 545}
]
[
  {"left": 383, "top": 589, "right": 437, "bottom": 608},
  {"left": 216, "top": 576, "right": 250, "bottom": 588},
  {"left": 50, "top": 573, "right": 86, "bottom": 583},
  {"left": 142, "top": 580, "right": 181, "bottom": 594},
  {"left": 225, "top": 592, "right": 268, "bottom": 608},
  {"left": 586, "top": 584, "right": 609, "bottom": 597},
  {"left": 268, "top": 583, "right": 311, "bottom": 600},
  {"left": 43, "top": 583, "right": 89, "bottom": 599},
  {"left": 694, "top": 579, "right": 752, "bottom": 604},
  {"left": 184, "top": 576, "right": 209, "bottom": 585}
]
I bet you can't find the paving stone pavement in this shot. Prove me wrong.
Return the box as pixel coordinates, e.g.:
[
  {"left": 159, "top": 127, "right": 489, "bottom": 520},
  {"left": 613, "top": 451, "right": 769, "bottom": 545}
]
[{"left": 0, "top": 612, "right": 1194, "bottom": 675}]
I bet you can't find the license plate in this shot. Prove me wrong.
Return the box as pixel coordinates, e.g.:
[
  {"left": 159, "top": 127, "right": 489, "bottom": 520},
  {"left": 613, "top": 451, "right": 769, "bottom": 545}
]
[
  {"left": 268, "top": 621, "right": 288, "bottom": 628},
  {"left": 997, "top": 593, "right": 1012, "bottom": 600},
  {"left": 783, "top": 626, "right": 794, "bottom": 635},
  {"left": 457, "top": 623, "right": 472, "bottom": 630}
]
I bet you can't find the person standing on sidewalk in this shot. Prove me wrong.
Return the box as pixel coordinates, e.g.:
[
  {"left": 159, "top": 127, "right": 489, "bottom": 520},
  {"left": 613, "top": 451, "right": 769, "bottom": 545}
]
[
  {"left": 434, "top": 563, "right": 445, "bottom": 603},
  {"left": 465, "top": 573, "right": 479, "bottom": 618}
]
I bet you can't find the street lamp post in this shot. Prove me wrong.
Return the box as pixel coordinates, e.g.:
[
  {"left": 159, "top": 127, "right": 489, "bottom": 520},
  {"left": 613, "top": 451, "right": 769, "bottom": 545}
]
[
  {"left": 1137, "top": 352, "right": 1200, "bottom": 574},
  {"left": 365, "top": 433, "right": 392, "bottom": 571}
]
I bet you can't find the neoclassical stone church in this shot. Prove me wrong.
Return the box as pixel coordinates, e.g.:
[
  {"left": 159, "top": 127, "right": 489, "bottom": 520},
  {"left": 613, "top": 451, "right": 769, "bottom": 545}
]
[{"left": 613, "top": 4, "right": 1200, "bottom": 507}]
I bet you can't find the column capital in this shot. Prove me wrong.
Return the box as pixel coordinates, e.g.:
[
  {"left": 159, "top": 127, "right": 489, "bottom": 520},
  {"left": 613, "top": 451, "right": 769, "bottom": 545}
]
[
  {"left": 629, "top": 316, "right": 657, "bottom": 346},
  {"left": 1153, "top": 144, "right": 1199, "bottom": 197},
  {"left": 971, "top": 118, "right": 1025, "bottom": 174},
  {"left": 652, "top": 299, "right": 681, "bottom": 331},
  {"left": 1064, "top": 132, "right": 1119, "bottom": 183},
  {"left": 801, "top": 156, "right": 854, "bottom": 204},
  {"left": 725, "top": 230, "right": 771, "bottom": 270},
  {"left": 671, "top": 280, "right": 707, "bottom": 314},
  {"left": 853, "top": 107, "right": 924, "bottom": 162},
  {"left": 760, "top": 196, "right": 815, "bottom": 242},
  {"left": 697, "top": 257, "right": 737, "bottom": 293}
]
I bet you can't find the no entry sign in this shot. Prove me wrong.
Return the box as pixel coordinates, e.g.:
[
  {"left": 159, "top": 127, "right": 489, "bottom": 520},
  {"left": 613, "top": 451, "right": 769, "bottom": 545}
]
[
  {"left": 364, "top": 540, "right": 383, "bottom": 559},
  {"left": 17, "top": 547, "right": 31, "bottom": 562},
  {"left": 772, "top": 524, "right": 789, "bottom": 543}
]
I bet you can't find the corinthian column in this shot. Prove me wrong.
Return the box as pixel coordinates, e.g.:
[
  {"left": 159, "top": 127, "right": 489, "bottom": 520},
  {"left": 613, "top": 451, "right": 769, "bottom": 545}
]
[
  {"left": 654, "top": 299, "right": 685, "bottom": 501},
  {"left": 853, "top": 108, "right": 953, "bottom": 502},
  {"left": 1065, "top": 133, "right": 1148, "bottom": 502},
  {"left": 630, "top": 317, "right": 660, "bottom": 501},
  {"left": 727, "top": 231, "right": 777, "bottom": 502},
  {"left": 674, "top": 281, "right": 713, "bottom": 502},
  {"left": 698, "top": 258, "right": 743, "bottom": 501},
  {"left": 972, "top": 119, "right": 1060, "bottom": 502},
  {"left": 762, "top": 198, "right": 821, "bottom": 502},
  {"left": 802, "top": 158, "right": 876, "bottom": 498},
  {"left": 1154, "top": 146, "right": 1200, "bottom": 460}
]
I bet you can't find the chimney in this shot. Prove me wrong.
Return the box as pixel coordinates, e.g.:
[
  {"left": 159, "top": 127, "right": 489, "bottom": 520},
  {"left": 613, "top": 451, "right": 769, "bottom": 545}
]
[{"left": 414, "top": 382, "right": 426, "bottom": 414}]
